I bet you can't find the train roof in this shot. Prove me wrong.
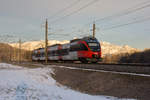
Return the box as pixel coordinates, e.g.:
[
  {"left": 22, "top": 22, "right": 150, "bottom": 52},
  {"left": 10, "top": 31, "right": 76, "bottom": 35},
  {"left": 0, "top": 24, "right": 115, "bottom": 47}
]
[
  {"left": 34, "top": 48, "right": 44, "bottom": 50},
  {"left": 70, "top": 36, "right": 98, "bottom": 43},
  {"left": 48, "top": 44, "right": 61, "bottom": 47},
  {"left": 33, "top": 44, "right": 61, "bottom": 51},
  {"left": 70, "top": 39, "right": 81, "bottom": 43}
]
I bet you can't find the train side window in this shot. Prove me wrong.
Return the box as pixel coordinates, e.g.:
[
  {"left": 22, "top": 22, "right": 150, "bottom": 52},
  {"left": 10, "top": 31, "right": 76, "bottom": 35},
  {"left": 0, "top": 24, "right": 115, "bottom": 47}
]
[
  {"left": 50, "top": 51, "right": 53, "bottom": 56},
  {"left": 70, "top": 44, "right": 88, "bottom": 51},
  {"left": 53, "top": 51, "right": 55, "bottom": 56},
  {"left": 80, "top": 43, "right": 88, "bottom": 51},
  {"left": 70, "top": 45, "right": 74, "bottom": 51},
  {"left": 48, "top": 50, "right": 58, "bottom": 56},
  {"left": 39, "top": 54, "right": 41, "bottom": 57},
  {"left": 37, "top": 54, "right": 39, "bottom": 57},
  {"left": 62, "top": 49, "right": 69, "bottom": 55},
  {"left": 57, "top": 49, "right": 68, "bottom": 55},
  {"left": 48, "top": 51, "right": 51, "bottom": 56},
  {"left": 41, "top": 52, "right": 45, "bottom": 57},
  {"left": 56, "top": 50, "right": 59, "bottom": 56},
  {"left": 49, "top": 51, "right": 54, "bottom": 56},
  {"left": 70, "top": 44, "right": 80, "bottom": 51},
  {"left": 32, "top": 53, "right": 35, "bottom": 56}
]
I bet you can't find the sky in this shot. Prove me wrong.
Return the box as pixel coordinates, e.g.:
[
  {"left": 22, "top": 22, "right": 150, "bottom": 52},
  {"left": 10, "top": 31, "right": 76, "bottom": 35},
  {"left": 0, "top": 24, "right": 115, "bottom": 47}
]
[{"left": 0, "top": 0, "right": 150, "bottom": 49}]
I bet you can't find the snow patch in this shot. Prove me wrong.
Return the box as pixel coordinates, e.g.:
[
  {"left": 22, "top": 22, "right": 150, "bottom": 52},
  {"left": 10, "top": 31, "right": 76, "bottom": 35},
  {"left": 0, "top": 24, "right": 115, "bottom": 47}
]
[{"left": 0, "top": 63, "right": 136, "bottom": 100}]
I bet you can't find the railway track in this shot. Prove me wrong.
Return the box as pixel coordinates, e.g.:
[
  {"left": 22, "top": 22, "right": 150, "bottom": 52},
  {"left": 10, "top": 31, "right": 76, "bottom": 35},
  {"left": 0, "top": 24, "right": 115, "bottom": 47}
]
[
  {"left": 46, "top": 62, "right": 150, "bottom": 75},
  {"left": 13, "top": 61, "right": 150, "bottom": 75}
]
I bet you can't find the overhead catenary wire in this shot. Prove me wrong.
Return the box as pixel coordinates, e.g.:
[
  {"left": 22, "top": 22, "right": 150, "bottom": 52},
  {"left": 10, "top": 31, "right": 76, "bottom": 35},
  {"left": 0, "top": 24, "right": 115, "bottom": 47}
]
[
  {"left": 46, "top": 0, "right": 150, "bottom": 40},
  {"left": 71, "top": 0, "right": 150, "bottom": 29},
  {"left": 73, "top": 0, "right": 150, "bottom": 34},
  {"left": 102, "top": 16, "right": 150, "bottom": 30},
  {"left": 47, "top": 0, "right": 82, "bottom": 20},
  {"left": 45, "top": 0, "right": 100, "bottom": 39},
  {"left": 95, "top": 0, "right": 150, "bottom": 23},
  {"left": 58, "top": 0, "right": 150, "bottom": 38},
  {"left": 49, "top": 0, "right": 100, "bottom": 23}
]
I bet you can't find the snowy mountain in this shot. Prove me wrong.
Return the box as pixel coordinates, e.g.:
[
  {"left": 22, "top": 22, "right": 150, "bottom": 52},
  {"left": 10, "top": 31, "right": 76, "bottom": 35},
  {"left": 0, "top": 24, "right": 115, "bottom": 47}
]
[
  {"left": 10, "top": 40, "right": 69, "bottom": 51},
  {"left": 101, "top": 41, "right": 139, "bottom": 57},
  {"left": 10, "top": 40, "right": 139, "bottom": 57}
]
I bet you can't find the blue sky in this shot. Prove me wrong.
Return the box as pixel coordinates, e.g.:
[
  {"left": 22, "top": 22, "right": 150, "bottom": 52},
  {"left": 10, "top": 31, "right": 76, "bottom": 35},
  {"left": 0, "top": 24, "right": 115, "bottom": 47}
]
[{"left": 0, "top": 0, "right": 150, "bottom": 49}]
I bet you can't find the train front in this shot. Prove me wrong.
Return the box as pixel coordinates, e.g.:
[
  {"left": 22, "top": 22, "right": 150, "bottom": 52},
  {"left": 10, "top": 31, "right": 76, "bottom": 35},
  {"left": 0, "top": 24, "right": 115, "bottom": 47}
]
[{"left": 79, "top": 37, "right": 102, "bottom": 63}]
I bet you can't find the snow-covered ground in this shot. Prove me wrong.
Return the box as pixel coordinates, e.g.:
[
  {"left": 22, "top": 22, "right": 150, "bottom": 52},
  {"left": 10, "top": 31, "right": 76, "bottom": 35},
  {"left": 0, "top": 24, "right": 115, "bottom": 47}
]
[{"left": 0, "top": 63, "right": 136, "bottom": 100}]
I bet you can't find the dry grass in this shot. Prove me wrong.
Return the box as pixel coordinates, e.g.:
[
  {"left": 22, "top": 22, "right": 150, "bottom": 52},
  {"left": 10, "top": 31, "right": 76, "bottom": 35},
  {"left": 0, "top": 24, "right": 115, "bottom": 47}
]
[{"left": 52, "top": 67, "right": 150, "bottom": 100}]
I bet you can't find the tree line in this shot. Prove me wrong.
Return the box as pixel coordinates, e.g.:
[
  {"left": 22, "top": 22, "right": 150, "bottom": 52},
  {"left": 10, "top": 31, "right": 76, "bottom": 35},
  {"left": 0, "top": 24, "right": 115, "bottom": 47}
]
[
  {"left": 102, "top": 49, "right": 150, "bottom": 64},
  {"left": 0, "top": 43, "right": 31, "bottom": 62},
  {"left": 119, "top": 49, "right": 150, "bottom": 63}
]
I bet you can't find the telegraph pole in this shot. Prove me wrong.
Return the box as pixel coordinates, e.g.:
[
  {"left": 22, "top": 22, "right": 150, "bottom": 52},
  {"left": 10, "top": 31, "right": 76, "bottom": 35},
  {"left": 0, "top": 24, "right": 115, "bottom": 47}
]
[
  {"left": 9, "top": 46, "right": 11, "bottom": 62},
  {"left": 19, "top": 39, "right": 21, "bottom": 63},
  {"left": 45, "top": 19, "right": 48, "bottom": 64},
  {"left": 92, "top": 22, "right": 96, "bottom": 38}
]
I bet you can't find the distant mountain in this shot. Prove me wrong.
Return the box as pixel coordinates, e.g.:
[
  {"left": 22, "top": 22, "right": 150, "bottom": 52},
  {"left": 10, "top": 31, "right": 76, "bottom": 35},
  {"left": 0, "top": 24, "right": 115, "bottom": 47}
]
[
  {"left": 101, "top": 41, "right": 140, "bottom": 57},
  {"left": 10, "top": 40, "right": 140, "bottom": 57},
  {"left": 10, "top": 40, "right": 69, "bottom": 51}
]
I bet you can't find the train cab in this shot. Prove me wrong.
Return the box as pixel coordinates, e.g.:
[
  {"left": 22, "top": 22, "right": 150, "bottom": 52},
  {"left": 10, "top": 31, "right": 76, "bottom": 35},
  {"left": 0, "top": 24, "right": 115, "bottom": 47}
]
[{"left": 70, "top": 36, "right": 102, "bottom": 63}]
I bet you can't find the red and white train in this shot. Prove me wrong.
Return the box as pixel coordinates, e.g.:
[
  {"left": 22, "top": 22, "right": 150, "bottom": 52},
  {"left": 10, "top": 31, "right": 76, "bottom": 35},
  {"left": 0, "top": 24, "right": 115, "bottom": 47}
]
[{"left": 32, "top": 36, "right": 102, "bottom": 63}]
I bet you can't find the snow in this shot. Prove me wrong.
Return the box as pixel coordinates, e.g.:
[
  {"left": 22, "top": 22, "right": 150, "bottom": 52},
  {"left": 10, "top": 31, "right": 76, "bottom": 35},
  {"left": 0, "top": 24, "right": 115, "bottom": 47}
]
[{"left": 0, "top": 63, "right": 136, "bottom": 100}]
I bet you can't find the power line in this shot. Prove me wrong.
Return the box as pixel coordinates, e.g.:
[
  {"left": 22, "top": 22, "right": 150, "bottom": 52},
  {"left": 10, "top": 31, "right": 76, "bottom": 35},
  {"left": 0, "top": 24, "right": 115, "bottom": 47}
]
[
  {"left": 103, "top": 16, "right": 150, "bottom": 30},
  {"left": 72, "top": 0, "right": 150, "bottom": 34},
  {"left": 74, "top": 0, "right": 150, "bottom": 28},
  {"left": 65, "top": 16, "right": 150, "bottom": 37},
  {"left": 95, "top": 0, "right": 150, "bottom": 22},
  {"left": 47, "top": 0, "right": 150, "bottom": 39},
  {"left": 47, "top": 0, "right": 82, "bottom": 19},
  {"left": 49, "top": 0, "right": 100, "bottom": 23}
]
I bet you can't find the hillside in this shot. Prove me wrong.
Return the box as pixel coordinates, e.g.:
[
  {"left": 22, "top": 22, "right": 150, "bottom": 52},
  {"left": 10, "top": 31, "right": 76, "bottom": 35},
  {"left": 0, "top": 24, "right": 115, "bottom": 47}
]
[
  {"left": 0, "top": 43, "right": 13, "bottom": 62},
  {"left": 0, "top": 43, "right": 31, "bottom": 62}
]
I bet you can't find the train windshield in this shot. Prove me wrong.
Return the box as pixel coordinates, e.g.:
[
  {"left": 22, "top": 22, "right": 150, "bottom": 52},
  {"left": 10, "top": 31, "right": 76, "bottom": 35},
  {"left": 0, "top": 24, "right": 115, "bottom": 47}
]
[{"left": 88, "top": 42, "right": 100, "bottom": 52}]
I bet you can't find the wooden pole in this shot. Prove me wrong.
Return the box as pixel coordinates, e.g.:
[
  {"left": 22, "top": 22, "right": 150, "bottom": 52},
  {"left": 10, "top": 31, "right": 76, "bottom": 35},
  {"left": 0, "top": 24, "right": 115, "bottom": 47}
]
[
  {"left": 45, "top": 19, "right": 48, "bottom": 64},
  {"left": 93, "top": 22, "right": 96, "bottom": 38},
  {"left": 19, "top": 39, "right": 21, "bottom": 63}
]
